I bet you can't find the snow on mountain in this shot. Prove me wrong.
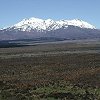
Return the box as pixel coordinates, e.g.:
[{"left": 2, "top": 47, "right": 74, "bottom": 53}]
[
  {"left": 4, "top": 17, "right": 95, "bottom": 32},
  {"left": 57, "top": 19, "right": 96, "bottom": 29},
  {"left": 0, "top": 17, "right": 100, "bottom": 41}
]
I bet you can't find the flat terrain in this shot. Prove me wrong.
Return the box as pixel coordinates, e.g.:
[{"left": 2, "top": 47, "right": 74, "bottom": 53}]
[{"left": 0, "top": 40, "right": 100, "bottom": 100}]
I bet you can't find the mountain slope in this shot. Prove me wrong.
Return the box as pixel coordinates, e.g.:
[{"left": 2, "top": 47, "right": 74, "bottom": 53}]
[
  {"left": 3, "top": 17, "right": 96, "bottom": 31},
  {"left": 0, "top": 17, "right": 100, "bottom": 41}
]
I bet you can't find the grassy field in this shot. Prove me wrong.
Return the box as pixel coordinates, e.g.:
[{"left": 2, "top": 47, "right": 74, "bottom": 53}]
[{"left": 0, "top": 40, "right": 100, "bottom": 99}]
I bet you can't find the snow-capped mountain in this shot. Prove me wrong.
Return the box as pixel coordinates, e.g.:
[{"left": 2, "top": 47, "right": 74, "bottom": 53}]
[
  {"left": 4, "top": 17, "right": 95, "bottom": 32},
  {"left": 0, "top": 17, "right": 100, "bottom": 41}
]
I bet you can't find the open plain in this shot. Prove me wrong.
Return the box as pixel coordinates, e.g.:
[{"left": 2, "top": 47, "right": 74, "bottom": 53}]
[{"left": 0, "top": 40, "right": 100, "bottom": 100}]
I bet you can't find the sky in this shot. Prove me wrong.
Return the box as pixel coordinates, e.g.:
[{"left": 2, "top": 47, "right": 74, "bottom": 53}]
[{"left": 0, "top": 0, "right": 100, "bottom": 29}]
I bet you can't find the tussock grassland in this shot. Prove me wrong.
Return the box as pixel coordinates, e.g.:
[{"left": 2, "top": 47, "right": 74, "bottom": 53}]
[{"left": 0, "top": 41, "right": 100, "bottom": 99}]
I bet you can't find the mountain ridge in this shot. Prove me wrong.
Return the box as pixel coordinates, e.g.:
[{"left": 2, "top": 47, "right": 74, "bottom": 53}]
[
  {"left": 1, "top": 17, "right": 96, "bottom": 31},
  {"left": 0, "top": 17, "right": 100, "bottom": 41}
]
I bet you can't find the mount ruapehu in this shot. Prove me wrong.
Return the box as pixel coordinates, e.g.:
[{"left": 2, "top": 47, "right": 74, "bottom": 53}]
[{"left": 0, "top": 17, "right": 100, "bottom": 41}]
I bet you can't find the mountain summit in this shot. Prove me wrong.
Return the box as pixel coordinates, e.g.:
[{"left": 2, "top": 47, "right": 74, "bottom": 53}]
[
  {"left": 0, "top": 17, "right": 100, "bottom": 41},
  {"left": 3, "top": 17, "right": 95, "bottom": 32}
]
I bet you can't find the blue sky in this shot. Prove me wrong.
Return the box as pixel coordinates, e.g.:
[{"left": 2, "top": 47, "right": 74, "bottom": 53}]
[{"left": 0, "top": 0, "right": 100, "bottom": 29}]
